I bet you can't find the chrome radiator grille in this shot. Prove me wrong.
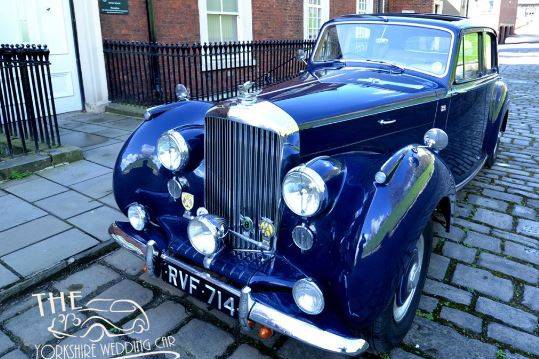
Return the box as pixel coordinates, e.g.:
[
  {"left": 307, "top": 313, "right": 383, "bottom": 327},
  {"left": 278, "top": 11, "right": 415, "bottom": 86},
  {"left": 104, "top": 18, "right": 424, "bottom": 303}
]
[{"left": 205, "top": 115, "right": 284, "bottom": 251}]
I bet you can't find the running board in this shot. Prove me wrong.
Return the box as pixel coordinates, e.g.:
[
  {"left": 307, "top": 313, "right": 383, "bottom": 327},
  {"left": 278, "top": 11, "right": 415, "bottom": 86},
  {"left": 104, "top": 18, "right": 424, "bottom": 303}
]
[{"left": 455, "top": 155, "right": 488, "bottom": 192}]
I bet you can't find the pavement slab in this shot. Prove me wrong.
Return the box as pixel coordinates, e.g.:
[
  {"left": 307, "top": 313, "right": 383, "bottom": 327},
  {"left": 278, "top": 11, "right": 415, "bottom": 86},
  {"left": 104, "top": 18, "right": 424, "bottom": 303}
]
[
  {"left": 0, "top": 195, "right": 46, "bottom": 232},
  {"left": 83, "top": 142, "right": 124, "bottom": 168},
  {"left": 34, "top": 191, "right": 102, "bottom": 219},
  {"left": 53, "top": 264, "right": 120, "bottom": 299},
  {"left": 1, "top": 229, "right": 98, "bottom": 277},
  {"left": 170, "top": 319, "right": 235, "bottom": 359},
  {"left": 3, "top": 177, "right": 68, "bottom": 202},
  {"left": 0, "top": 265, "right": 19, "bottom": 289},
  {"left": 67, "top": 205, "right": 125, "bottom": 241},
  {"left": 38, "top": 160, "right": 111, "bottom": 186},
  {"left": 69, "top": 172, "right": 113, "bottom": 199},
  {"left": 91, "top": 280, "right": 153, "bottom": 323}
]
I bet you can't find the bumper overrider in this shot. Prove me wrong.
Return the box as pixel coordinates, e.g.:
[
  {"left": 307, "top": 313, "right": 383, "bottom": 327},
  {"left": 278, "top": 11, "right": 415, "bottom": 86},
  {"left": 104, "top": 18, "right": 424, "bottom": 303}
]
[{"left": 109, "top": 222, "right": 368, "bottom": 355}]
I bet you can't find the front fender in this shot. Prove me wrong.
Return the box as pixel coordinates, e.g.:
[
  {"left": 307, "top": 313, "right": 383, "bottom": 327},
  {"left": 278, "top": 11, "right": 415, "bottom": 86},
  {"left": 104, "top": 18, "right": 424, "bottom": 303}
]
[
  {"left": 344, "top": 145, "right": 455, "bottom": 323},
  {"left": 113, "top": 100, "right": 213, "bottom": 220}
]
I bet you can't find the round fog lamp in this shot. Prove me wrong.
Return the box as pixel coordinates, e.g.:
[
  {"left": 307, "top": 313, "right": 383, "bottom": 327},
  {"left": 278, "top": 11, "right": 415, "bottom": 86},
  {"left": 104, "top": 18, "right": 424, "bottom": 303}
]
[
  {"left": 187, "top": 215, "right": 226, "bottom": 256},
  {"left": 128, "top": 204, "right": 147, "bottom": 231},
  {"left": 292, "top": 278, "right": 325, "bottom": 315},
  {"left": 292, "top": 225, "right": 314, "bottom": 250}
]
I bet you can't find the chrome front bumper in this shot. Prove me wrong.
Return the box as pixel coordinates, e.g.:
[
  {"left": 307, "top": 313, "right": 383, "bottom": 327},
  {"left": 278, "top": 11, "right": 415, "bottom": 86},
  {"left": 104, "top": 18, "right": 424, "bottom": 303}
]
[{"left": 109, "top": 223, "right": 369, "bottom": 356}]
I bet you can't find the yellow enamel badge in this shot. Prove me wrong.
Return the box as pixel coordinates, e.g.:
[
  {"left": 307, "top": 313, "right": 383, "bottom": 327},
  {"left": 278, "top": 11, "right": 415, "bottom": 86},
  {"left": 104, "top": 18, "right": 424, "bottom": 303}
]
[{"left": 181, "top": 192, "right": 194, "bottom": 211}]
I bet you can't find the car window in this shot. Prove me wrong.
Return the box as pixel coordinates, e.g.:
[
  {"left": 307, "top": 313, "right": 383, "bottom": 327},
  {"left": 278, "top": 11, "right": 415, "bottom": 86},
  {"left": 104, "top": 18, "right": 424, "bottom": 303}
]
[
  {"left": 483, "top": 32, "right": 496, "bottom": 73},
  {"left": 455, "top": 32, "right": 480, "bottom": 82},
  {"left": 313, "top": 23, "right": 452, "bottom": 77}
]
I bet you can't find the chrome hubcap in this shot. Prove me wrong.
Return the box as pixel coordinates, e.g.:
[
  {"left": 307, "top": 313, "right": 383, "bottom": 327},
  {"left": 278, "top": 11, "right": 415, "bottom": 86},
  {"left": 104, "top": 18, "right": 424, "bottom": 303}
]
[{"left": 393, "top": 234, "right": 424, "bottom": 323}]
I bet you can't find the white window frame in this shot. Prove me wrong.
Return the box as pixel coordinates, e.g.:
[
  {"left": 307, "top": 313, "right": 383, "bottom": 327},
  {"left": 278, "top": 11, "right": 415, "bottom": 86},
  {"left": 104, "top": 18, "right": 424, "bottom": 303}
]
[
  {"left": 356, "top": 0, "right": 374, "bottom": 14},
  {"left": 198, "top": 0, "right": 253, "bottom": 71},
  {"left": 303, "top": 0, "right": 329, "bottom": 40}
]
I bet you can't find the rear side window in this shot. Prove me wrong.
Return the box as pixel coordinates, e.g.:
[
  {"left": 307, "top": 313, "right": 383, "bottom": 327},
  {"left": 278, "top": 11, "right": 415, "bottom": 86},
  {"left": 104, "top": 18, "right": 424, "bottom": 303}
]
[
  {"left": 455, "top": 32, "right": 480, "bottom": 82},
  {"left": 483, "top": 32, "right": 496, "bottom": 73}
]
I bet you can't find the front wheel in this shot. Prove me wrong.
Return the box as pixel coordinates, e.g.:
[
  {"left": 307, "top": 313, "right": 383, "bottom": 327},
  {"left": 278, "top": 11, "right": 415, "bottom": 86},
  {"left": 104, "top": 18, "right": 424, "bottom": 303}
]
[
  {"left": 366, "top": 221, "right": 433, "bottom": 354},
  {"left": 486, "top": 131, "right": 503, "bottom": 168}
]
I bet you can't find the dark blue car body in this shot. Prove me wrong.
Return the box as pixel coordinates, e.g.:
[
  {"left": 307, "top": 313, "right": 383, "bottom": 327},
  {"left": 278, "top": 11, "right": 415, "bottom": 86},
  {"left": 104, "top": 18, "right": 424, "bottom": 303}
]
[{"left": 110, "top": 14, "right": 509, "bottom": 354}]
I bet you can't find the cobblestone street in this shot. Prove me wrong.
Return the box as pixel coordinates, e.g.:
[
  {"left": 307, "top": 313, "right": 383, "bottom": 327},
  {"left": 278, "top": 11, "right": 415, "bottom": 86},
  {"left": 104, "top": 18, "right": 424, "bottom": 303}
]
[{"left": 0, "top": 42, "right": 537, "bottom": 359}]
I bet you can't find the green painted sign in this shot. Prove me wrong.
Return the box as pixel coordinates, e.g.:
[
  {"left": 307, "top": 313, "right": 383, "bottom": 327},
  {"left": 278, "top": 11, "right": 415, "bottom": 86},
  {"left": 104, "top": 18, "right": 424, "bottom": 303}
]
[{"left": 99, "top": 0, "right": 129, "bottom": 15}]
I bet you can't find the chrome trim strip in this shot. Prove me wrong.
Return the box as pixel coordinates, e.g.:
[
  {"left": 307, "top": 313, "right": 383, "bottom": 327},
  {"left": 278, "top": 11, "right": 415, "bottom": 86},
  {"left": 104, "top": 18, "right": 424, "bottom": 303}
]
[
  {"left": 227, "top": 101, "right": 299, "bottom": 136},
  {"left": 311, "top": 21, "right": 455, "bottom": 79},
  {"left": 109, "top": 223, "right": 369, "bottom": 356},
  {"left": 455, "top": 155, "right": 487, "bottom": 191}
]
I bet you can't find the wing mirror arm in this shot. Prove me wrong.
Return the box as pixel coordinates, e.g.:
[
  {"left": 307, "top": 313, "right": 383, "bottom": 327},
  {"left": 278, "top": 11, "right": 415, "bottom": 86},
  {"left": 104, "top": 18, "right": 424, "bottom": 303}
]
[{"left": 297, "top": 49, "right": 308, "bottom": 65}]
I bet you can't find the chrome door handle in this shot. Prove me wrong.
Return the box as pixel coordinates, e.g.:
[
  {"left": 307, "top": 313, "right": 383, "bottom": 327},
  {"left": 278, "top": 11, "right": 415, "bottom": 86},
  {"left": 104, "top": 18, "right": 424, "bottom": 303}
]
[{"left": 378, "top": 119, "right": 396, "bottom": 125}]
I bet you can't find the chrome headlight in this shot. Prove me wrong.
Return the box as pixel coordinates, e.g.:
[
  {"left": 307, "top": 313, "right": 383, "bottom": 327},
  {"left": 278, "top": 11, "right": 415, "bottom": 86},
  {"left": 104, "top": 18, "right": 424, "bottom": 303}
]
[
  {"left": 128, "top": 203, "right": 147, "bottom": 231},
  {"left": 157, "top": 130, "right": 189, "bottom": 171},
  {"left": 282, "top": 166, "right": 327, "bottom": 217},
  {"left": 187, "top": 214, "right": 226, "bottom": 256},
  {"left": 292, "top": 278, "right": 325, "bottom": 315}
]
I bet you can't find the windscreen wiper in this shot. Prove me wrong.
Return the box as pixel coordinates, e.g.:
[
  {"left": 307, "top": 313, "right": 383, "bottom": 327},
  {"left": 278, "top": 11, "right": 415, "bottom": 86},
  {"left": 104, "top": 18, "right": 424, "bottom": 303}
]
[{"left": 362, "top": 59, "right": 405, "bottom": 74}]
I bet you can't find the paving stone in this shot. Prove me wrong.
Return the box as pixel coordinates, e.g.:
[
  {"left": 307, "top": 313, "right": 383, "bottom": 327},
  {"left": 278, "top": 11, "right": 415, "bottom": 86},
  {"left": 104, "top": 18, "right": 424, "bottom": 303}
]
[
  {"left": 68, "top": 206, "right": 125, "bottom": 241},
  {"left": 0, "top": 332, "right": 14, "bottom": 355},
  {"left": 504, "top": 351, "right": 529, "bottom": 359},
  {"left": 277, "top": 338, "right": 346, "bottom": 359},
  {"left": 91, "top": 280, "right": 153, "bottom": 323},
  {"left": 54, "top": 264, "right": 120, "bottom": 299},
  {"left": 512, "top": 205, "right": 537, "bottom": 220},
  {"left": 439, "top": 306, "right": 482, "bottom": 333},
  {"left": 404, "top": 317, "right": 497, "bottom": 359},
  {"left": 98, "top": 193, "right": 120, "bottom": 210},
  {"left": 476, "top": 297, "right": 537, "bottom": 333},
  {"left": 491, "top": 229, "right": 538, "bottom": 249},
  {"left": 452, "top": 264, "right": 513, "bottom": 302},
  {"left": 124, "top": 301, "right": 189, "bottom": 341},
  {"left": 522, "top": 285, "right": 539, "bottom": 312},
  {"left": 83, "top": 143, "right": 124, "bottom": 168},
  {"left": 504, "top": 241, "right": 539, "bottom": 264},
  {"left": 427, "top": 253, "right": 450, "bottom": 280},
  {"left": 230, "top": 344, "right": 271, "bottom": 359},
  {"left": 423, "top": 279, "right": 472, "bottom": 305},
  {"left": 2, "top": 229, "right": 98, "bottom": 277},
  {"left": 0, "top": 350, "right": 27, "bottom": 359},
  {"left": 390, "top": 348, "right": 425, "bottom": 359},
  {"left": 3, "top": 177, "right": 68, "bottom": 202},
  {"left": 101, "top": 118, "right": 142, "bottom": 131},
  {"left": 103, "top": 248, "right": 145, "bottom": 276},
  {"left": 38, "top": 160, "right": 111, "bottom": 186},
  {"left": 0, "top": 195, "right": 46, "bottom": 232},
  {"left": 418, "top": 295, "right": 438, "bottom": 313},
  {"left": 435, "top": 225, "right": 465, "bottom": 242},
  {"left": 0, "top": 216, "right": 71, "bottom": 256},
  {"left": 516, "top": 219, "right": 539, "bottom": 239},
  {"left": 0, "top": 296, "right": 36, "bottom": 323},
  {"left": 478, "top": 252, "right": 538, "bottom": 284},
  {"left": 487, "top": 323, "right": 539, "bottom": 356},
  {"left": 0, "top": 265, "right": 19, "bottom": 289},
  {"left": 467, "top": 194, "right": 509, "bottom": 211},
  {"left": 70, "top": 172, "right": 113, "bottom": 199},
  {"left": 464, "top": 232, "right": 501, "bottom": 253},
  {"left": 171, "top": 319, "right": 234, "bottom": 358},
  {"left": 482, "top": 189, "right": 523, "bottom": 204},
  {"left": 4, "top": 300, "right": 85, "bottom": 347},
  {"left": 34, "top": 191, "right": 101, "bottom": 219},
  {"left": 58, "top": 326, "right": 118, "bottom": 358},
  {"left": 139, "top": 272, "right": 185, "bottom": 297},
  {"left": 454, "top": 218, "right": 490, "bottom": 234},
  {"left": 443, "top": 241, "right": 476, "bottom": 263},
  {"left": 473, "top": 208, "right": 514, "bottom": 230}
]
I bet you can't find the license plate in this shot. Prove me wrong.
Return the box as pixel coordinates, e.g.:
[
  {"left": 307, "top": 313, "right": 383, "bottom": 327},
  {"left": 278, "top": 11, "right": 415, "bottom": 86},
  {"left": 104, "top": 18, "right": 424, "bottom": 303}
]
[{"left": 161, "top": 260, "right": 239, "bottom": 318}]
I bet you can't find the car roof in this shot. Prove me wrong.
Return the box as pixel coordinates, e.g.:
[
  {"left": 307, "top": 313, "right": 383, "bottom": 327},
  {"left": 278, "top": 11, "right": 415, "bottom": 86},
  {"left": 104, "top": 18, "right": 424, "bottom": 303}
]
[{"left": 330, "top": 13, "right": 495, "bottom": 33}]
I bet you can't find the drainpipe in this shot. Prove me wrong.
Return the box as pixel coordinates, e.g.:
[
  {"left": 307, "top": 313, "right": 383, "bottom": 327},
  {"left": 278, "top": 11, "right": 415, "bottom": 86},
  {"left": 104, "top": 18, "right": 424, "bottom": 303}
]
[{"left": 146, "top": 0, "right": 162, "bottom": 103}]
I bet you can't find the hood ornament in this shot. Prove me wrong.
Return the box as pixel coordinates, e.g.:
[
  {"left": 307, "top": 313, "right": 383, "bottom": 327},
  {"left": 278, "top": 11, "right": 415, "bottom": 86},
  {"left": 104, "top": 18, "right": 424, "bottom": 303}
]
[{"left": 237, "top": 81, "right": 261, "bottom": 105}]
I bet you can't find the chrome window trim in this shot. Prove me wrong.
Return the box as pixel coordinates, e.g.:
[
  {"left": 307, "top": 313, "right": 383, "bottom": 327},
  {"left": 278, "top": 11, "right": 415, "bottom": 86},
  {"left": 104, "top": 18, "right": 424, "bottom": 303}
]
[{"left": 310, "top": 21, "right": 456, "bottom": 79}]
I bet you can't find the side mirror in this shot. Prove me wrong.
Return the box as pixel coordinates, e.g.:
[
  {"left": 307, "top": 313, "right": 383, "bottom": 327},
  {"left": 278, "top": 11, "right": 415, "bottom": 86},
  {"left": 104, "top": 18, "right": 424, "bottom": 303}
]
[
  {"left": 297, "top": 49, "right": 307, "bottom": 64},
  {"left": 424, "top": 128, "right": 448, "bottom": 151},
  {"left": 176, "top": 84, "right": 190, "bottom": 101}
]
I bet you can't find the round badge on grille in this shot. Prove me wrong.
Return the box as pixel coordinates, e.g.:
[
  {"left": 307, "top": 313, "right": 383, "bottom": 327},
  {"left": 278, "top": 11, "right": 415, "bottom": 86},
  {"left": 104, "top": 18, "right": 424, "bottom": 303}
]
[
  {"left": 240, "top": 216, "right": 253, "bottom": 232},
  {"left": 259, "top": 219, "right": 275, "bottom": 238},
  {"left": 292, "top": 224, "right": 314, "bottom": 251}
]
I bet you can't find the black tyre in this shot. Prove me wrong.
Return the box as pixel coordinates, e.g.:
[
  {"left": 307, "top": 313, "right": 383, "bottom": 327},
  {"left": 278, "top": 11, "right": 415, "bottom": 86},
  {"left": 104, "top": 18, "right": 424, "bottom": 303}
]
[
  {"left": 486, "top": 131, "right": 503, "bottom": 168},
  {"left": 366, "top": 221, "right": 433, "bottom": 355}
]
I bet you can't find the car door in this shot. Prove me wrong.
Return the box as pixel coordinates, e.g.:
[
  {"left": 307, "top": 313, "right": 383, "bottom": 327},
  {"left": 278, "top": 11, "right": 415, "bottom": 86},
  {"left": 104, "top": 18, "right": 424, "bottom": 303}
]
[{"left": 442, "top": 30, "right": 490, "bottom": 185}]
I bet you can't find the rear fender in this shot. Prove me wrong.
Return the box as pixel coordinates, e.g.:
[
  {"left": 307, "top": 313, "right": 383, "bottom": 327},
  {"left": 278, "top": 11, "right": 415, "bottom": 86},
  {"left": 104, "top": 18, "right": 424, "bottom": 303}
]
[{"left": 484, "top": 79, "right": 509, "bottom": 155}]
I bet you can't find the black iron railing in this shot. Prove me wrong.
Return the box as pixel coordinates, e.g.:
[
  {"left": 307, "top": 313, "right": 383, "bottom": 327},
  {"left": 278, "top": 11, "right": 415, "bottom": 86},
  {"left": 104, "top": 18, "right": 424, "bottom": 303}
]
[
  {"left": 0, "top": 44, "right": 59, "bottom": 157},
  {"left": 103, "top": 39, "right": 316, "bottom": 106}
]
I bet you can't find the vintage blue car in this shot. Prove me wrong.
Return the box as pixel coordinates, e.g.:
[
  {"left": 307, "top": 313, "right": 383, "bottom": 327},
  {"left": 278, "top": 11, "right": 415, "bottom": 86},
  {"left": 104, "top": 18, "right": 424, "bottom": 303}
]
[{"left": 109, "top": 14, "right": 509, "bottom": 355}]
